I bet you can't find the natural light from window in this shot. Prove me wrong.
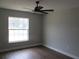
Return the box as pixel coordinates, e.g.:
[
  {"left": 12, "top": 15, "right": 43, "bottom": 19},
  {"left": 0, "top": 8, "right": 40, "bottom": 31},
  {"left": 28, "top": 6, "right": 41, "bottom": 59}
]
[{"left": 8, "top": 16, "right": 29, "bottom": 43}]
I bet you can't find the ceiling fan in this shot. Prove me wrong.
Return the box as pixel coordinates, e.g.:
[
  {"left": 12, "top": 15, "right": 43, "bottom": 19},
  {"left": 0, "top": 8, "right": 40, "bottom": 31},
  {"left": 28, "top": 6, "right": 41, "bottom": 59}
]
[
  {"left": 24, "top": 0, "right": 54, "bottom": 14},
  {"left": 34, "top": 1, "right": 54, "bottom": 14}
]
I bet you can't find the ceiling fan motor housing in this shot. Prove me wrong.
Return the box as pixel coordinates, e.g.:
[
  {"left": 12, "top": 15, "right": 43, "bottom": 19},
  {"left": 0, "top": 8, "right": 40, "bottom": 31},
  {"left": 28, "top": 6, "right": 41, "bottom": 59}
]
[{"left": 34, "top": 6, "right": 43, "bottom": 11}]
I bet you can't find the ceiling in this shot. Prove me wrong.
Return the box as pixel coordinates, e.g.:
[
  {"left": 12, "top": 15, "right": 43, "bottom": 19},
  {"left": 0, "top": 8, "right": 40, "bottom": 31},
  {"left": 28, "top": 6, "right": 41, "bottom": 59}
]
[{"left": 0, "top": 0, "right": 79, "bottom": 12}]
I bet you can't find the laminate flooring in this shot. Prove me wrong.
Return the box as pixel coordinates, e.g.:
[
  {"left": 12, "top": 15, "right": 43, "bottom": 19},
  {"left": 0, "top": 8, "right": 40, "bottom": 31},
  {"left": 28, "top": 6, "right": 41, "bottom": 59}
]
[{"left": 0, "top": 46, "right": 73, "bottom": 59}]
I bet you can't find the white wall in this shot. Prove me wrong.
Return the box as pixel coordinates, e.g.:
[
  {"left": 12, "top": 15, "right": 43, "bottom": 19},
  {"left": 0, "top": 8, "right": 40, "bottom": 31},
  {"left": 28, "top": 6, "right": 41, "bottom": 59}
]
[
  {"left": 43, "top": 7, "right": 79, "bottom": 59},
  {"left": 0, "top": 8, "right": 43, "bottom": 51}
]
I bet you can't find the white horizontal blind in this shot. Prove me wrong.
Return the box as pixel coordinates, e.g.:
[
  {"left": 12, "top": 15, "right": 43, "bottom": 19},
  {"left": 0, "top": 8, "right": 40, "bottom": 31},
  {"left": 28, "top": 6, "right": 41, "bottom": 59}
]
[{"left": 8, "top": 17, "right": 29, "bottom": 43}]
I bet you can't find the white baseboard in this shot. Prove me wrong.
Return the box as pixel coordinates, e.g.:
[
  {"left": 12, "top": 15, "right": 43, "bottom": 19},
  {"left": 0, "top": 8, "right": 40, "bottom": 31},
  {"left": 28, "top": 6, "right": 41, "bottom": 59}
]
[
  {"left": 44, "top": 44, "right": 79, "bottom": 59},
  {"left": 0, "top": 43, "right": 42, "bottom": 53}
]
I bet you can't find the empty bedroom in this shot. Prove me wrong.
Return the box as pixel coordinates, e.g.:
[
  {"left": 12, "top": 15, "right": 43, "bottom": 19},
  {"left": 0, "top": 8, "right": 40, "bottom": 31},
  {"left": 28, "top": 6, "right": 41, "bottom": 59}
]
[{"left": 0, "top": 0, "right": 79, "bottom": 59}]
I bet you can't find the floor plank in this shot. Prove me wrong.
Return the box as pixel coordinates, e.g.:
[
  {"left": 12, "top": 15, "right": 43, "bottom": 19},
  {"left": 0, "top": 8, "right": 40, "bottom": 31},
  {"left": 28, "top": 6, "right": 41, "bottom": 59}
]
[{"left": 0, "top": 46, "right": 73, "bottom": 59}]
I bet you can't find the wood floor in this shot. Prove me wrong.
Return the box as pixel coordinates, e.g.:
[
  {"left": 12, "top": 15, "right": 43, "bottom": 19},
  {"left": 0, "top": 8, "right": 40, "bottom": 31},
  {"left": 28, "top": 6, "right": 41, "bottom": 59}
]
[{"left": 0, "top": 46, "right": 73, "bottom": 59}]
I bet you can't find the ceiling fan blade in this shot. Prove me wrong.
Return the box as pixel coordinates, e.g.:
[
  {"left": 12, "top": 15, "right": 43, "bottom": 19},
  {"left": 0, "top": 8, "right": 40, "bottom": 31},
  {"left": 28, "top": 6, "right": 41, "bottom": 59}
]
[
  {"left": 41, "top": 9, "right": 54, "bottom": 11},
  {"left": 39, "top": 11, "right": 48, "bottom": 14}
]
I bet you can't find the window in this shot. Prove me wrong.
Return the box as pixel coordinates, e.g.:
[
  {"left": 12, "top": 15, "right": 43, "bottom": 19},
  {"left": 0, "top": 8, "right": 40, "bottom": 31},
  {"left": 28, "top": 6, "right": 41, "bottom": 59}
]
[{"left": 8, "top": 17, "right": 29, "bottom": 43}]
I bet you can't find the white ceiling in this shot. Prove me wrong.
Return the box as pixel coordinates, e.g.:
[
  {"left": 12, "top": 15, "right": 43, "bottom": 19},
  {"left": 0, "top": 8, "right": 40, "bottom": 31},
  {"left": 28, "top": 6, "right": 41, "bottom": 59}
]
[{"left": 0, "top": 0, "right": 79, "bottom": 12}]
